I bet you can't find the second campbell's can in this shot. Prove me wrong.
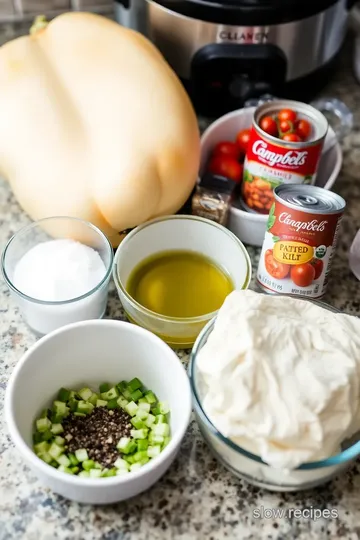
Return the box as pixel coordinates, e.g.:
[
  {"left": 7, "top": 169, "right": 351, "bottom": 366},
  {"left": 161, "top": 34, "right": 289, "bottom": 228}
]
[
  {"left": 242, "top": 100, "right": 328, "bottom": 214},
  {"left": 257, "top": 184, "right": 346, "bottom": 299}
]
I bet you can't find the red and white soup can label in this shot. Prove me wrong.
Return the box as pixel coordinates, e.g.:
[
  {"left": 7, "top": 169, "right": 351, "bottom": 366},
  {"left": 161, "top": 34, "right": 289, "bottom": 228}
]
[{"left": 257, "top": 184, "right": 346, "bottom": 299}]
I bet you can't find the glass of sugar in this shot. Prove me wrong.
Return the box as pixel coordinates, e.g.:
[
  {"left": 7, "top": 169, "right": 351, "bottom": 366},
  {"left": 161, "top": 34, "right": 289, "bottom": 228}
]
[{"left": 1, "top": 216, "right": 114, "bottom": 336}]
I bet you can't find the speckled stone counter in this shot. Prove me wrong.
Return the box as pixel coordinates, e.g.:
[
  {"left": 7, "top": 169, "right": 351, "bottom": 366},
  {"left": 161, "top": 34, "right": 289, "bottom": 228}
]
[{"left": 1, "top": 28, "right": 360, "bottom": 540}]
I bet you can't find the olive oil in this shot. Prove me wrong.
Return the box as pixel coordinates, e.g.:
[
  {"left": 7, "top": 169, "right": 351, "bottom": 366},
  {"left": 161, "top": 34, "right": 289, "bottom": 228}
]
[{"left": 126, "top": 250, "right": 234, "bottom": 318}]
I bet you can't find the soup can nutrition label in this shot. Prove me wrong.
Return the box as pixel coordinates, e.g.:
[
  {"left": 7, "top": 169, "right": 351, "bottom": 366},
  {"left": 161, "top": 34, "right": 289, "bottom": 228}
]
[
  {"left": 242, "top": 100, "right": 328, "bottom": 214},
  {"left": 257, "top": 184, "right": 346, "bottom": 299}
]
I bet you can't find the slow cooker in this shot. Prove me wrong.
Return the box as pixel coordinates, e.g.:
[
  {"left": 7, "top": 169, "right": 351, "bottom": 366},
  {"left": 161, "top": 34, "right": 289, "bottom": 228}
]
[{"left": 114, "top": 0, "right": 356, "bottom": 116}]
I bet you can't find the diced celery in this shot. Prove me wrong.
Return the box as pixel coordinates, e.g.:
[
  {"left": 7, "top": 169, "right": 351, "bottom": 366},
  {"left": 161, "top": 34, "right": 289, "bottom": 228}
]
[
  {"left": 89, "top": 469, "right": 102, "bottom": 478},
  {"left": 125, "top": 401, "right": 138, "bottom": 417},
  {"left": 121, "top": 387, "right": 132, "bottom": 400},
  {"left": 79, "top": 471, "right": 90, "bottom": 478},
  {"left": 50, "top": 460, "right": 59, "bottom": 468},
  {"left": 54, "top": 436, "right": 65, "bottom": 446},
  {"left": 96, "top": 399, "right": 108, "bottom": 407},
  {"left": 134, "top": 451, "right": 148, "bottom": 463},
  {"left": 144, "top": 391, "right": 157, "bottom": 404},
  {"left": 123, "top": 455, "right": 135, "bottom": 464},
  {"left": 41, "top": 430, "right": 53, "bottom": 442},
  {"left": 117, "top": 397, "right": 129, "bottom": 409},
  {"left": 130, "top": 428, "right": 149, "bottom": 440},
  {"left": 100, "top": 387, "right": 119, "bottom": 401},
  {"left": 74, "top": 412, "right": 86, "bottom": 417},
  {"left": 77, "top": 400, "right": 94, "bottom": 414},
  {"left": 130, "top": 389, "right": 143, "bottom": 401},
  {"left": 94, "top": 462, "right": 102, "bottom": 469},
  {"left": 107, "top": 398, "right": 118, "bottom": 409},
  {"left": 33, "top": 432, "right": 43, "bottom": 444},
  {"left": 69, "top": 453, "right": 79, "bottom": 466},
  {"left": 155, "top": 414, "right": 166, "bottom": 424},
  {"left": 53, "top": 401, "right": 70, "bottom": 416},
  {"left": 130, "top": 463, "right": 142, "bottom": 472},
  {"left": 151, "top": 406, "right": 161, "bottom": 416},
  {"left": 40, "top": 408, "right": 51, "bottom": 419},
  {"left": 138, "top": 402, "right": 151, "bottom": 413},
  {"left": 34, "top": 441, "right": 50, "bottom": 455},
  {"left": 145, "top": 414, "right": 156, "bottom": 428},
  {"left": 39, "top": 452, "right": 53, "bottom": 464},
  {"left": 162, "top": 436, "right": 171, "bottom": 448},
  {"left": 128, "top": 378, "right": 143, "bottom": 392},
  {"left": 57, "top": 387, "right": 71, "bottom": 402},
  {"left": 147, "top": 445, "right": 161, "bottom": 458},
  {"left": 51, "top": 423, "right": 64, "bottom": 435},
  {"left": 137, "top": 439, "right": 148, "bottom": 451},
  {"left": 136, "top": 409, "right": 148, "bottom": 421},
  {"left": 116, "top": 468, "right": 129, "bottom": 476},
  {"left": 99, "top": 382, "right": 110, "bottom": 393},
  {"left": 71, "top": 466, "right": 80, "bottom": 474},
  {"left": 78, "top": 387, "right": 93, "bottom": 401},
  {"left": 114, "top": 458, "right": 129, "bottom": 470},
  {"left": 138, "top": 397, "right": 148, "bottom": 404},
  {"left": 116, "top": 381, "right": 127, "bottom": 394},
  {"left": 58, "top": 465, "right": 73, "bottom": 474},
  {"left": 75, "top": 448, "right": 89, "bottom": 462},
  {"left": 117, "top": 437, "right": 137, "bottom": 455},
  {"left": 57, "top": 454, "right": 71, "bottom": 467},
  {"left": 149, "top": 434, "right": 164, "bottom": 445},
  {"left": 68, "top": 399, "right": 78, "bottom": 412},
  {"left": 68, "top": 391, "right": 77, "bottom": 400},
  {"left": 51, "top": 414, "right": 65, "bottom": 424},
  {"left": 152, "top": 423, "right": 170, "bottom": 437},
  {"left": 131, "top": 417, "right": 145, "bottom": 429},
  {"left": 88, "top": 393, "right": 99, "bottom": 406},
  {"left": 159, "top": 402, "right": 170, "bottom": 415},
  {"left": 36, "top": 417, "right": 51, "bottom": 433},
  {"left": 83, "top": 460, "right": 96, "bottom": 471}
]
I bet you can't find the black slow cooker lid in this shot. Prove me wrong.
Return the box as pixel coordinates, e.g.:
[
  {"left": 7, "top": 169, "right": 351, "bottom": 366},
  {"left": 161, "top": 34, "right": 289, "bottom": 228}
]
[{"left": 151, "top": 0, "right": 347, "bottom": 26}]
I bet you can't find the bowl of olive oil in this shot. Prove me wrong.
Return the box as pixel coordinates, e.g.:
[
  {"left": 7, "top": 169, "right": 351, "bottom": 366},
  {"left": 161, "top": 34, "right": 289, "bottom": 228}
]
[{"left": 113, "top": 215, "right": 251, "bottom": 349}]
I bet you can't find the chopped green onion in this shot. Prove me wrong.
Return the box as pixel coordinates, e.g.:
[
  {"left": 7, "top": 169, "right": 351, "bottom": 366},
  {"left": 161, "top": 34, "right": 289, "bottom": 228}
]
[
  {"left": 130, "top": 463, "right": 142, "bottom": 472},
  {"left": 138, "top": 397, "right": 148, "bottom": 404},
  {"left": 75, "top": 448, "right": 89, "bottom": 462},
  {"left": 96, "top": 399, "right": 108, "bottom": 407},
  {"left": 83, "top": 459, "right": 96, "bottom": 471},
  {"left": 51, "top": 423, "right": 64, "bottom": 435},
  {"left": 130, "top": 389, "right": 143, "bottom": 401},
  {"left": 145, "top": 391, "right": 157, "bottom": 404},
  {"left": 130, "top": 428, "right": 149, "bottom": 440},
  {"left": 36, "top": 417, "right": 51, "bottom": 433},
  {"left": 147, "top": 445, "right": 161, "bottom": 458},
  {"left": 89, "top": 469, "right": 102, "bottom": 478},
  {"left": 54, "top": 436, "right": 65, "bottom": 446},
  {"left": 57, "top": 454, "right": 71, "bottom": 467},
  {"left": 100, "top": 387, "right": 119, "bottom": 401},
  {"left": 79, "top": 471, "right": 90, "bottom": 478},
  {"left": 68, "top": 399, "right": 78, "bottom": 412},
  {"left": 77, "top": 400, "right": 94, "bottom": 414},
  {"left": 127, "top": 378, "right": 143, "bottom": 392},
  {"left": 33, "top": 432, "right": 43, "bottom": 444},
  {"left": 138, "top": 402, "right": 151, "bottom": 413},
  {"left": 57, "top": 388, "right": 71, "bottom": 402},
  {"left": 74, "top": 412, "right": 86, "bottom": 417},
  {"left": 151, "top": 406, "right": 161, "bottom": 416},
  {"left": 125, "top": 401, "right": 138, "bottom": 417},
  {"left": 88, "top": 393, "right": 99, "bottom": 406},
  {"left": 159, "top": 402, "right": 170, "bottom": 415},
  {"left": 99, "top": 382, "right": 110, "bottom": 393},
  {"left": 40, "top": 408, "right": 51, "bottom": 419},
  {"left": 107, "top": 398, "right": 118, "bottom": 409},
  {"left": 136, "top": 439, "right": 148, "bottom": 451},
  {"left": 136, "top": 409, "right": 148, "bottom": 421},
  {"left": 117, "top": 397, "right": 129, "bottom": 409},
  {"left": 68, "top": 453, "right": 79, "bottom": 466},
  {"left": 78, "top": 387, "right": 93, "bottom": 401}
]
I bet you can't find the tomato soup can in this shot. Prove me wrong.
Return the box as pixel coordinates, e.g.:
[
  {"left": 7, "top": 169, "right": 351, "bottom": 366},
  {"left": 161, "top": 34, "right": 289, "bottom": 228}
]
[
  {"left": 242, "top": 100, "right": 328, "bottom": 214},
  {"left": 256, "top": 184, "right": 346, "bottom": 298}
]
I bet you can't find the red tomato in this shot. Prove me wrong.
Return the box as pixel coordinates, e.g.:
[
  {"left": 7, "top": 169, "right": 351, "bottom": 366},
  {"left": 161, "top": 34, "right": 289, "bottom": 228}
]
[
  {"left": 290, "top": 263, "right": 315, "bottom": 287},
  {"left": 277, "top": 108, "right": 297, "bottom": 123},
  {"left": 264, "top": 249, "right": 290, "bottom": 279},
  {"left": 208, "top": 155, "right": 243, "bottom": 182},
  {"left": 295, "top": 119, "right": 312, "bottom": 141},
  {"left": 236, "top": 129, "right": 251, "bottom": 154},
  {"left": 213, "top": 141, "right": 240, "bottom": 160},
  {"left": 259, "top": 116, "right": 278, "bottom": 137},
  {"left": 279, "top": 119, "right": 293, "bottom": 134},
  {"left": 282, "top": 133, "right": 302, "bottom": 142},
  {"left": 311, "top": 258, "right": 324, "bottom": 280}
]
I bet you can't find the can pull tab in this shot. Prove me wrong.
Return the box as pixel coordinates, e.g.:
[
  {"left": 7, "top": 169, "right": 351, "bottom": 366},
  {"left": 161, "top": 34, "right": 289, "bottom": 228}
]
[{"left": 310, "top": 98, "right": 353, "bottom": 143}]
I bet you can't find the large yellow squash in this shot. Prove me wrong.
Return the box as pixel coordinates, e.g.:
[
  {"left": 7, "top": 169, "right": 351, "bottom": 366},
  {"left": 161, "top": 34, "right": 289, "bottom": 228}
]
[{"left": 0, "top": 13, "right": 200, "bottom": 246}]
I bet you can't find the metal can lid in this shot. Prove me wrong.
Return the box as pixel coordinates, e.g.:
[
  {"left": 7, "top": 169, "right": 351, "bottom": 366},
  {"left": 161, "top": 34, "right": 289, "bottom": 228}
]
[{"left": 274, "top": 184, "right": 346, "bottom": 214}]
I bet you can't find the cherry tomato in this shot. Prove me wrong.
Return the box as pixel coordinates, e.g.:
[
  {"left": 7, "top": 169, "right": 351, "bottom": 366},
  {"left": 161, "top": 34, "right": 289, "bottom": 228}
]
[
  {"left": 290, "top": 263, "right": 315, "bottom": 287},
  {"left": 311, "top": 258, "right": 323, "bottom": 280},
  {"left": 236, "top": 129, "right": 251, "bottom": 154},
  {"left": 279, "top": 119, "right": 293, "bottom": 134},
  {"left": 264, "top": 249, "right": 290, "bottom": 279},
  {"left": 295, "top": 119, "right": 311, "bottom": 141},
  {"left": 259, "top": 116, "right": 278, "bottom": 137},
  {"left": 277, "top": 108, "right": 297, "bottom": 123},
  {"left": 208, "top": 155, "right": 243, "bottom": 182},
  {"left": 282, "top": 133, "right": 302, "bottom": 142},
  {"left": 213, "top": 141, "right": 241, "bottom": 160}
]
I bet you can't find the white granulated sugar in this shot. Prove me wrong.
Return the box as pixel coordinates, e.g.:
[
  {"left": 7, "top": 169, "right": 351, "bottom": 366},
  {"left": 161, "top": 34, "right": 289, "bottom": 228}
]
[{"left": 13, "top": 239, "right": 106, "bottom": 302}]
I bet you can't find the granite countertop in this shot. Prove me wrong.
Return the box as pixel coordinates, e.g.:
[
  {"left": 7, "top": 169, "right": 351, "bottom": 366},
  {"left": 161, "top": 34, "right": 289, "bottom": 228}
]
[{"left": 1, "top": 28, "right": 360, "bottom": 540}]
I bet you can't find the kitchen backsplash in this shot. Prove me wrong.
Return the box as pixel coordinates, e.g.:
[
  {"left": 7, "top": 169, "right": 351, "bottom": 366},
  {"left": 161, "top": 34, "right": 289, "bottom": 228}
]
[{"left": 0, "top": 0, "right": 112, "bottom": 21}]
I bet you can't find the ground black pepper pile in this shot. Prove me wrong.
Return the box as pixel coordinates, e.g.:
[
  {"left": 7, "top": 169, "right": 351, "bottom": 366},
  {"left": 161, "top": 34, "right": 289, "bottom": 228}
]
[{"left": 62, "top": 407, "right": 132, "bottom": 468}]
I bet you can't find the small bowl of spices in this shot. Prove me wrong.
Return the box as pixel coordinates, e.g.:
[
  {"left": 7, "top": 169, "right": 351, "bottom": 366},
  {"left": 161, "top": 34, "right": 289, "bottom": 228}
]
[
  {"left": 5, "top": 319, "right": 191, "bottom": 504},
  {"left": 113, "top": 215, "right": 252, "bottom": 348},
  {"left": 1, "top": 216, "right": 113, "bottom": 336}
]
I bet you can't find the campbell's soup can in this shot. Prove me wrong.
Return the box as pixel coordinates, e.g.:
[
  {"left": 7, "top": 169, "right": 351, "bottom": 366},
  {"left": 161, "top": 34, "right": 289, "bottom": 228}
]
[
  {"left": 257, "top": 184, "right": 346, "bottom": 298},
  {"left": 242, "top": 100, "right": 328, "bottom": 214}
]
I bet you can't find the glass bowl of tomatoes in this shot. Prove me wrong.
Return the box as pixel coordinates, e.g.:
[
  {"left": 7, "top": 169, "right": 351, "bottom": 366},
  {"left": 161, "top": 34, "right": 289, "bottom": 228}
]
[{"left": 200, "top": 107, "right": 342, "bottom": 247}]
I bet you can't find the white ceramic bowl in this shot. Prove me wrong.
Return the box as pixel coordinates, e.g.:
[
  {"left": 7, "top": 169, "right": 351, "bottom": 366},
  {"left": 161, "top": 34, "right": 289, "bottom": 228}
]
[
  {"left": 5, "top": 319, "right": 192, "bottom": 504},
  {"left": 200, "top": 107, "right": 342, "bottom": 247},
  {"left": 113, "top": 215, "right": 251, "bottom": 349}
]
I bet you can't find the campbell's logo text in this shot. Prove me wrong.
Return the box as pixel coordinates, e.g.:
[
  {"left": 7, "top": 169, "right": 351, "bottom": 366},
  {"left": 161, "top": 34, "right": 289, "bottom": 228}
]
[
  {"left": 252, "top": 140, "right": 308, "bottom": 167},
  {"left": 279, "top": 212, "right": 328, "bottom": 233}
]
